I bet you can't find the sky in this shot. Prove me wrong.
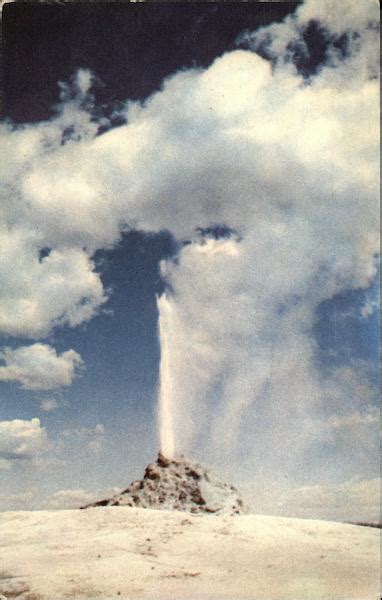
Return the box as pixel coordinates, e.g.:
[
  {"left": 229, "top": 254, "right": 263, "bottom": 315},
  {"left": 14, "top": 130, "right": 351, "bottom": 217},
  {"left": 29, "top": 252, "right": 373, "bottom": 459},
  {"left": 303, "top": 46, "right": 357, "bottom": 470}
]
[{"left": 0, "top": 0, "right": 379, "bottom": 522}]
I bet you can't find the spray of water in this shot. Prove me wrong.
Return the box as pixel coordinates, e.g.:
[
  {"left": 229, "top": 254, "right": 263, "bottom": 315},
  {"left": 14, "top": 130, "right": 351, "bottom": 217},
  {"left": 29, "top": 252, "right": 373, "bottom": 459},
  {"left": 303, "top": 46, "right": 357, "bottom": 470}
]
[{"left": 157, "top": 293, "right": 175, "bottom": 458}]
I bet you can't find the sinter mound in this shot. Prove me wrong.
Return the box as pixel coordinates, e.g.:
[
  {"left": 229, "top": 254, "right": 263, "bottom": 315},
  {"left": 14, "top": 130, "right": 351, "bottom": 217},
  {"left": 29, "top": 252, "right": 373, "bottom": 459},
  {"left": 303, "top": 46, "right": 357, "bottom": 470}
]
[{"left": 82, "top": 452, "right": 244, "bottom": 515}]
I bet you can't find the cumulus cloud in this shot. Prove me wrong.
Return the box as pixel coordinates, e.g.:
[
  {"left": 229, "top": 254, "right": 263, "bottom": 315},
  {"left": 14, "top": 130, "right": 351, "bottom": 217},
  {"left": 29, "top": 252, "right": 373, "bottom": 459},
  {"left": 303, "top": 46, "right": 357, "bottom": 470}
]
[
  {"left": 0, "top": 0, "right": 379, "bottom": 498},
  {"left": 0, "top": 418, "right": 49, "bottom": 469},
  {"left": 1, "top": 1, "right": 378, "bottom": 336},
  {"left": 0, "top": 344, "right": 83, "bottom": 390},
  {"left": 238, "top": 0, "right": 379, "bottom": 83},
  {"left": 0, "top": 230, "right": 107, "bottom": 338},
  {"left": 0, "top": 70, "right": 108, "bottom": 340}
]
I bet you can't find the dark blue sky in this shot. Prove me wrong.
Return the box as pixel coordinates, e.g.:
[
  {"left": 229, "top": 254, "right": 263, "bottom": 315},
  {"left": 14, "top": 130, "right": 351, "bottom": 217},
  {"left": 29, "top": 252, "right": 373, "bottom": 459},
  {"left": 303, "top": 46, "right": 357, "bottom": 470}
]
[{"left": 3, "top": 2, "right": 298, "bottom": 124}]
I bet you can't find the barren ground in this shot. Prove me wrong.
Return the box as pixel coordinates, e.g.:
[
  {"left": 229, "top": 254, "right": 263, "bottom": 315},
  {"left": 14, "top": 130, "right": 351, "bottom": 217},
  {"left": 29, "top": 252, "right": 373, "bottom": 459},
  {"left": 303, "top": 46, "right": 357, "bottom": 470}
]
[{"left": 0, "top": 507, "right": 379, "bottom": 599}]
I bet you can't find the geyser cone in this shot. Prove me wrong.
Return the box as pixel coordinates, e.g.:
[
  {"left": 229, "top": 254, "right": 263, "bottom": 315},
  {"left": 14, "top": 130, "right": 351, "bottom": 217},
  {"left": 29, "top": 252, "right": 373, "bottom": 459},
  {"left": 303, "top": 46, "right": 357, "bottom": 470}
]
[{"left": 82, "top": 452, "right": 244, "bottom": 515}]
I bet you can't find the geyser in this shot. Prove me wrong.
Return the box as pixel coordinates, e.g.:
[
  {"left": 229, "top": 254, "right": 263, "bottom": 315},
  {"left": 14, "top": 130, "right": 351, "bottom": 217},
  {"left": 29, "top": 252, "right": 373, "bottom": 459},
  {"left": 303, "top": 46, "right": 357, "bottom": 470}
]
[{"left": 157, "top": 293, "right": 175, "bottom": 458}]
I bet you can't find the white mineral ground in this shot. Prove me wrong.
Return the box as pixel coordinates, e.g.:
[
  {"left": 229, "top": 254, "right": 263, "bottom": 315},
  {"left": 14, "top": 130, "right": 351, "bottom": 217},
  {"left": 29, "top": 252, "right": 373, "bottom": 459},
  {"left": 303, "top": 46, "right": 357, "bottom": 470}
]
[{"left": 0, "top": 506, "right": 379, "bottom": 599}]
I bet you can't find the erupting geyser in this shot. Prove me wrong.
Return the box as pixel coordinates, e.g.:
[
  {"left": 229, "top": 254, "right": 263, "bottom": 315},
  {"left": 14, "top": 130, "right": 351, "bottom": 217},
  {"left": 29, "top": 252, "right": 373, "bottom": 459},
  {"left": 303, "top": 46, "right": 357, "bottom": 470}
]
[
  {"left": 81, "top": 292, "right": 245, "bottom": 515},
  {"left": 157, "top": 293, "right": 176, "bottom": 459}
]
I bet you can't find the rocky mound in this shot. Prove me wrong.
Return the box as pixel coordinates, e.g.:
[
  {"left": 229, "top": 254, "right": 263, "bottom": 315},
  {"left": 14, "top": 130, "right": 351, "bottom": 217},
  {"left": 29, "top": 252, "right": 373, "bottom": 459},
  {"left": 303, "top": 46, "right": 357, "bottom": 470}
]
[{"left": 82, "top": 452, "right": 244, "bottom": 515}]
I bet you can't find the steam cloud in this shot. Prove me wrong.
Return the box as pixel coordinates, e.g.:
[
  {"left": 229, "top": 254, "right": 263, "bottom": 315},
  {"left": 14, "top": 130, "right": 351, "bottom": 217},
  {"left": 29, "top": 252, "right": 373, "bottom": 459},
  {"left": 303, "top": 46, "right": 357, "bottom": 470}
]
[{"left": 1, "top": 1, "right": 379, "bottom": 487}]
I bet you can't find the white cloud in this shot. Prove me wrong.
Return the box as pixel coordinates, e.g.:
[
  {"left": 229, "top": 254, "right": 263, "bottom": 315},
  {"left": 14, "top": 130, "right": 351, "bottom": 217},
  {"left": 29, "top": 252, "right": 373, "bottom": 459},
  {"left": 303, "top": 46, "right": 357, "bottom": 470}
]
[
  {"left": 0, "top": 344, "right": 83, "bottom": 390},
  {"left": 72, "top": 68, "right": 93, "bottom": 97},
  {"left": 1, "top": 1, "right": 378, "bottom": 342},
  {"left": 0, "top": 418, "right": 49, "bottom": 469},
  {"left": 0, "top": 228, "right": 107, "bottom": 338},
  {"left": 239, "top": 0, "right": 379, "bottom": 84},
  {"left": 297, "top": 0, "right": 379, "bottom": 39},
  {"left": 360, "top": 297, "right": 379, "bottom": 319},
  {"left": 40, "top": 398, "right": 59, "bottom": 412}
]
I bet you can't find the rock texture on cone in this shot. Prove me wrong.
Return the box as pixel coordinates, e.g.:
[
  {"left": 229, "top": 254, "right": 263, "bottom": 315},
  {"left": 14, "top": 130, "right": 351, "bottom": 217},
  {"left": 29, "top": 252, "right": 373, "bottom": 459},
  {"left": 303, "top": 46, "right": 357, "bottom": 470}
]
[{"left": 82, "top": 452, "right": 244, "bottom": 515}]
